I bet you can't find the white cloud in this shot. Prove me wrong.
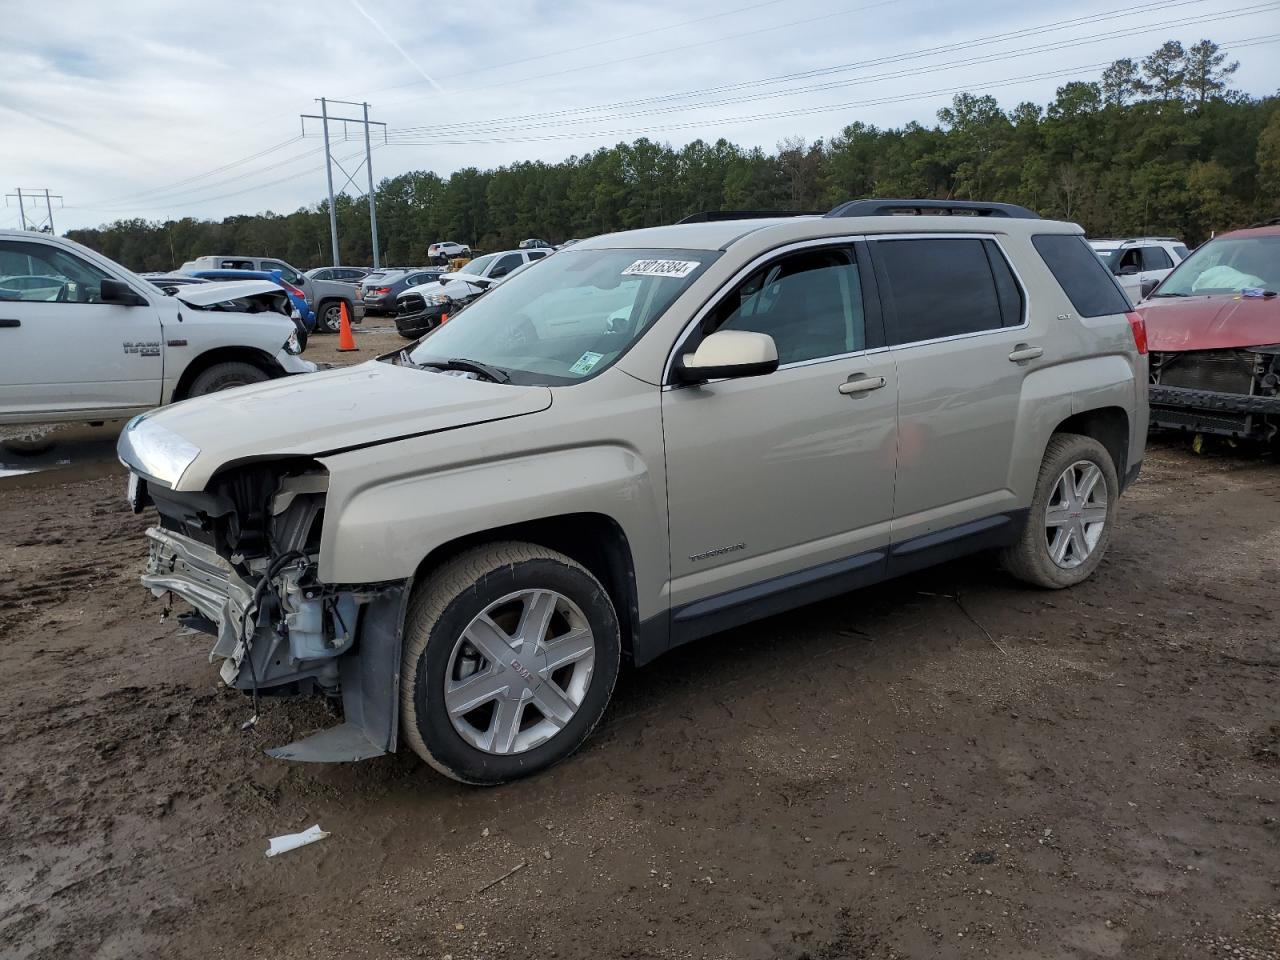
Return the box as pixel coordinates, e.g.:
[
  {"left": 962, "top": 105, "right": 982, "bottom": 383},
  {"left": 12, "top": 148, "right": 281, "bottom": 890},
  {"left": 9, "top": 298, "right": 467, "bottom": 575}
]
[{"left": 1, "top": 0, "right": 1276, "bottom": 232}]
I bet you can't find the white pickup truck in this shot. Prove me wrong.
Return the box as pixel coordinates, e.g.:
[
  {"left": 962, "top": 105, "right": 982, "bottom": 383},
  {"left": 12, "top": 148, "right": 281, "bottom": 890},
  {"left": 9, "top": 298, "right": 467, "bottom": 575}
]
[{"left": 0, "top": 230, "right": 315, "bottom": 430}]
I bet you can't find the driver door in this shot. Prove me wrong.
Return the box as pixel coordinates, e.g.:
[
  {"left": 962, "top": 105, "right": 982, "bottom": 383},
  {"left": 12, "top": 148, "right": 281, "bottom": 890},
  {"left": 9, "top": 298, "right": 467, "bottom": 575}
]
[
  {"left": 661, "top": 243, "right": 898, "bottom": 641},
  {"left": 0, "top": 237, "right": 162, "bottom": 420}
]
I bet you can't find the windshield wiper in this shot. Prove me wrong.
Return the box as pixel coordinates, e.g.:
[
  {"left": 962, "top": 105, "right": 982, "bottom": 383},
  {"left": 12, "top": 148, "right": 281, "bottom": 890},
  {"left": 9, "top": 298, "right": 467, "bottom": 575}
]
[
  {"left": 1151, "top": 291, "right": 1188, "bottom": 297},
  {"left": 421, "top": 357, "right": 510, "bottom": 383}
]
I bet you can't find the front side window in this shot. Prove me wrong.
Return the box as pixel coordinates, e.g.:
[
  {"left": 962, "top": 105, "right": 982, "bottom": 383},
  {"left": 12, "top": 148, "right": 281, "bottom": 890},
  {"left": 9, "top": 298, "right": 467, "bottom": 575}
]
[
  {"left": 0, "top": 240, "right": 114, "bottom": 303},
  {"left": 491, "top": 254, "right": 523, "bottom": 277},
  {"left": 1153, "top": 235, "right": 1280, "bottom": 296},
  {"left": 262, "top": 260, "right": 301, "bottom": 284},
  {"left": 706, "top": 247, "right": 865, "bottom": 364},
  {"left": 407, "top": 247, "right": 717, "bottom": 384},
  {"left": 874, "top": 237, "right": 1008, "bottom": 344}
]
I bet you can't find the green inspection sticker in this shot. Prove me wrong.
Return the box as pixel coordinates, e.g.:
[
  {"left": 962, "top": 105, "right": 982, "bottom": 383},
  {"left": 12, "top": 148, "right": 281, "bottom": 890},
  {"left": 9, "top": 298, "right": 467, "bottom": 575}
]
[{"left": 569, "top": 351, "right": 604, "bottom": 375}]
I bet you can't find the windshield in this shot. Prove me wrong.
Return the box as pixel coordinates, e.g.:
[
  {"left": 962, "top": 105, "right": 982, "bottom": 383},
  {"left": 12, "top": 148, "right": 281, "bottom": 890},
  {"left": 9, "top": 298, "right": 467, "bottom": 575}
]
[
  {"left": 455, "top": 253, "right": 497, "bottom": 277},
  {"left": 407, "top": 247, "right": 718, "bottom": 384},
  {"left": 1154, "top": 235, "right": 1280, "bottom": 296}
]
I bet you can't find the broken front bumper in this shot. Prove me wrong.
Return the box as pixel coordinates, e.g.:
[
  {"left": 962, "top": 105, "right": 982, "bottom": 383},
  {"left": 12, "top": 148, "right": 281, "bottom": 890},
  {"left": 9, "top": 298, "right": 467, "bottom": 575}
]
[
  {"left": 142, "top": 526, "right": 409, "bottom": 762},
  {"left": 1148, "top": 385, "right": 1280, "bottom": 438}
]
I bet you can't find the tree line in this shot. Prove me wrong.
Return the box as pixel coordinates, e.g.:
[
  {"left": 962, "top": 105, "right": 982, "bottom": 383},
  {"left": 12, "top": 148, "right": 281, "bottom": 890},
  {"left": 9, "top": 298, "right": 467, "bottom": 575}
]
[{"left": 69, "top": 40, "right": 1280, "bottom": 271}]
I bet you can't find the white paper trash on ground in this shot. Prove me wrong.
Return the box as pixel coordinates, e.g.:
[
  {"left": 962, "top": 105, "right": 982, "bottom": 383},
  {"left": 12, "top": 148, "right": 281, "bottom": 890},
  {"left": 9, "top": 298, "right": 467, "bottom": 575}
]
[{"left": 265, "top": 824, "right": 329, "bottom": 858}]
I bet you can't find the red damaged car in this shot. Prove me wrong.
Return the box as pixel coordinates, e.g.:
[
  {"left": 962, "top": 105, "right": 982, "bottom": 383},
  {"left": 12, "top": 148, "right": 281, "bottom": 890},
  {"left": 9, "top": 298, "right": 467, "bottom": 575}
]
[{"left": 1139, "top": 222, "right": 1280, "bottom": 442}]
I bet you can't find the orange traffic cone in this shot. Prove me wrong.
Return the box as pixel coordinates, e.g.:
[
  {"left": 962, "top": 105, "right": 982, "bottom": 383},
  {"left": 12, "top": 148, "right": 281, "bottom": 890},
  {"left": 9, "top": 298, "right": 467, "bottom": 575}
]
[{"left": 337, "top": 301, "right": 358, "bottom": 352}]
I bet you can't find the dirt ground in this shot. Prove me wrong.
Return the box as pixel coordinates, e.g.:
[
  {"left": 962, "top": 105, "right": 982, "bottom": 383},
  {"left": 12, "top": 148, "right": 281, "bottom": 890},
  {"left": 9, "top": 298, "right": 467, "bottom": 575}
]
[
  {"left": 2, "top": 398, "right": 1278, "bottom": 959},
  {"left": 306, "top": 317, "right": 406, "bottom": 365}
]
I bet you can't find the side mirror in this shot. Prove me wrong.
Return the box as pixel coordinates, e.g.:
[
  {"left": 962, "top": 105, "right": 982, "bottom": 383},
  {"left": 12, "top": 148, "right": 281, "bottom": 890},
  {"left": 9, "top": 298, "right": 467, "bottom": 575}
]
[
  {"left": 1139, "top": 279, "right": 1159, "bottom": 300},
  {"left": 1117, "top": 264, "right": 1140, "bottom": 276},
  {"left": 100, "top": 278, "right": 147, "bottom": 306},
  {"left": 676, "top": 330, "right": 779, "bottom": 383},
  {"left": 490, "top": 267, "right": 509, "bottom": 278}
]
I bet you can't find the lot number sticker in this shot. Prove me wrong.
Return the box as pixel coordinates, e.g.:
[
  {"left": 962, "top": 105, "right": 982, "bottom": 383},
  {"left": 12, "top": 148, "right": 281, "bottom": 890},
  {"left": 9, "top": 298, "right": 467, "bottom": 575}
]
[
  {"left": 622, "top": 259, "right": 701, "bottom": 279},
  {"left": 570, "top": 351, "right": 605, "bottom": 376}
]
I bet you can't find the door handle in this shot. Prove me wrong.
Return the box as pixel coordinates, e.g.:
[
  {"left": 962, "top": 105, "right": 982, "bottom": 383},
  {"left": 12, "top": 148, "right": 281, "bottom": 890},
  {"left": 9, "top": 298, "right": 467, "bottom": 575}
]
[
  {"left": 0, "top": 319, "right": 19, "bottom": 328},
  {"left": 838, "top": 374, "right": 887, "bottom": 395},
  {"left": 1008, "top": 344, "right": 1043, "bottom": 363}
]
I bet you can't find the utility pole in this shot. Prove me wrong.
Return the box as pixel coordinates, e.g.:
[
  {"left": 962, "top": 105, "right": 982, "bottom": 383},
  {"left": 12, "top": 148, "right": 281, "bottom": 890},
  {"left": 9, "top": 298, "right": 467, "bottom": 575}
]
[
  {"left": 362, "top": 102, "right": 381, "bottom": 269},
  {"left": 6, "top": 187, "right": 63, "bottom": 233},
  {"left": 299, "top": 100, "right": 387, "bottom": 268}
]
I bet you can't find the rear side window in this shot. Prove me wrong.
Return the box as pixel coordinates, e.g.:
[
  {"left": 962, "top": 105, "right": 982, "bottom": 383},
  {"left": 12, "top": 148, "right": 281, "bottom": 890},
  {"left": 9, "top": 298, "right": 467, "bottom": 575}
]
[
  {"left": 1142, "top": 246, "right": 1173, "bottom": 270},
  {"left": 873, "top": 237, "right": 1010, "bottom": 345},
  {"left": 1031, "top": 234, "right": 1131, "bottom": 317}
]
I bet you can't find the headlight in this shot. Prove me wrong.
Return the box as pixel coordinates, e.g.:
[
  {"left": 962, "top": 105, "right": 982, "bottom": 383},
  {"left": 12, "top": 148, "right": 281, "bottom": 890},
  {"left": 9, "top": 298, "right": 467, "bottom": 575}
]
[
  {"left": 284, "top": 329, "right": 302, "bottom": 354},
  {"left": 120, "top": 417, "right": 200, "bottom": 487},
  {"left": 423, "top": 293, "right": 451, "bottom": 307}
]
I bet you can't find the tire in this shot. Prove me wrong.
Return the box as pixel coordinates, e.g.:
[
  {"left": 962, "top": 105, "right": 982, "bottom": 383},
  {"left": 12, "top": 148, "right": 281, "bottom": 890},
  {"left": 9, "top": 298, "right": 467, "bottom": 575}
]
[
  {"left": 316, "top": 300, "right": 345, "bottom": 334},
  {"left": 187, "top": 361, "right": 269, "bottom": 397},
  {"left": 1002, "top": 433, "right": 1119, "bottom": 589},
  {"left": 400, "top": 542, "right": 621, "bottom": 785}
]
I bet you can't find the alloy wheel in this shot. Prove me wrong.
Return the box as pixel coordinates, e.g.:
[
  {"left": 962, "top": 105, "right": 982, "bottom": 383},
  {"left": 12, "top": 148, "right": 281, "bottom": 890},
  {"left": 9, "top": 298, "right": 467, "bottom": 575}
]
[
  {"left": 444, "top": 589, "right": 596, "bottom": 755},
  {"left": 1044, "top": 459, "right": 1108, "bottom": 569}
]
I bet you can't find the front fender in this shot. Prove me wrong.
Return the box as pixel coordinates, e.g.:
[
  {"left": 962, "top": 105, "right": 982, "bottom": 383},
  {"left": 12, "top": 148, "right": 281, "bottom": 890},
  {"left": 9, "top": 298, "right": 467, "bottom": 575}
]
[{"left": 317, "top": 435, "right": 668, "bottom": 620}]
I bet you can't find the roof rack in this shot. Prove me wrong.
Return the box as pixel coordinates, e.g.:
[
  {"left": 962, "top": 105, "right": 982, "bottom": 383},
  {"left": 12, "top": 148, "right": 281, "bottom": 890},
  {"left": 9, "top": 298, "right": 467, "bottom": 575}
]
[
  {"left": 676, "top": 210, "right": 823, "bottom": 224},
  {"left": 825, "top": 199, "right": 1040, "bottom": 219}
]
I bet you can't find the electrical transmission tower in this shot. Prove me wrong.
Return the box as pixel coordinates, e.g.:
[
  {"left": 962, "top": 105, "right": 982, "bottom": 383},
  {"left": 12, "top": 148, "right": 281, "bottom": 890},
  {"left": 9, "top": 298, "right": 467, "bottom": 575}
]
[
  {"left": 5, "top": 188, "right": 63, "bottom": 233},
  {"left": 300, "top": 99, "right": 387, "bottom": 268}
]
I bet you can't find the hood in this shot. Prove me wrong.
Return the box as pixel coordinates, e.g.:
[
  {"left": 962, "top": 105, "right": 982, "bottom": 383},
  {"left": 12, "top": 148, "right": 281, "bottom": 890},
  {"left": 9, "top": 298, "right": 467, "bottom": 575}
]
[
  {"left": 1138, "top": 294, "right": 1280, "bottom": 352},
  {"left": 120, "top": 359, "right": 552, "bottom": 490},
  {"left": 171, "top": 279, "right": 283, "bottom": 307}
]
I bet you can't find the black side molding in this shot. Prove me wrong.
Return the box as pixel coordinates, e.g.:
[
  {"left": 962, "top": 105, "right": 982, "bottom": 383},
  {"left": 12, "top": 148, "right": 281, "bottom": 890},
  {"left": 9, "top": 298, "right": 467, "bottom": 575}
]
[{"left": 663, "top": 510, "right": 1030, "bottom": 654}]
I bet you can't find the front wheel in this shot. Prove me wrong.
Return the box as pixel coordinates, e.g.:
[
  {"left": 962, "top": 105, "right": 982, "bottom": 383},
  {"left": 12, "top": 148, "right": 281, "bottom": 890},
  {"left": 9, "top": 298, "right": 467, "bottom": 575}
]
[
  {"left": 187, "top": 361, "right": 268, "bottom": 397},
  {"left": 1002, "top": 433, "right": 1118, "bottom": 589},
  {"left": 400, "top": 542, "right": 621, "bottom": 785}
]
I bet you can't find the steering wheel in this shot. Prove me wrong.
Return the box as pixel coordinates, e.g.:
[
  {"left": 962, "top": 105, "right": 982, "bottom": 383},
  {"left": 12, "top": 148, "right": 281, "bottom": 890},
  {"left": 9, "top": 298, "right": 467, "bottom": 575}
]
[{"left": 500, "top": 314, "right": 538, "bottom": 348}]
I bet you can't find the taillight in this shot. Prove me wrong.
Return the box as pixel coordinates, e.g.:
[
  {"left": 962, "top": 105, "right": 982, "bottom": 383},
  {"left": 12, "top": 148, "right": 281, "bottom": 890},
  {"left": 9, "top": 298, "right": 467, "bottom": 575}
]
[
  {"left": 1126, "top": 311, "right": 1147, "bottom": 355},
  {"left": 374, "top": 287, "right": 391, "bottom": 295},
  {"left": 283, "top": 282, "right": 305, "bottom": 299}
]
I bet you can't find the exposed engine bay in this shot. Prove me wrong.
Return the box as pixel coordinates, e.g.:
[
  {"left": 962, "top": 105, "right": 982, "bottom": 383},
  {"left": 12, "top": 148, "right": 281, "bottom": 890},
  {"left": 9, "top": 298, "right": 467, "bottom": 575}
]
[
  {"left": 135, "top": 461, "right": 407, "bottom": 761},
  {"left": 1149, "top": 346, "right": 1280, "bottom": 441}
]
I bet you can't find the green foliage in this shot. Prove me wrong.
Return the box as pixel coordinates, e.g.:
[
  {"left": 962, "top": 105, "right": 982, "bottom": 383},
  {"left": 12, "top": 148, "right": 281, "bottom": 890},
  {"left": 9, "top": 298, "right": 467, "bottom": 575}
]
[{"left": 67, "top": 40, "right": 1279, "bottom": 270}]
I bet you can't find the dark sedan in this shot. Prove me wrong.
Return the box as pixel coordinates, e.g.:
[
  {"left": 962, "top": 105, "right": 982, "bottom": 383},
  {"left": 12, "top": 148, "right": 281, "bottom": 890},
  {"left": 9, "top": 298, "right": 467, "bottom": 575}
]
[{"left": 359, "top": 268, "right": 444, "bottom": 315}]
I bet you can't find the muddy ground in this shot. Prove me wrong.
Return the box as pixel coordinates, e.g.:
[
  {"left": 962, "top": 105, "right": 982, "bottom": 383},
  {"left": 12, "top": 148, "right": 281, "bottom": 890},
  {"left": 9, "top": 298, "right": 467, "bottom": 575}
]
[{"left": 1, "top": 378, "right": 1278, "bottom": 959}]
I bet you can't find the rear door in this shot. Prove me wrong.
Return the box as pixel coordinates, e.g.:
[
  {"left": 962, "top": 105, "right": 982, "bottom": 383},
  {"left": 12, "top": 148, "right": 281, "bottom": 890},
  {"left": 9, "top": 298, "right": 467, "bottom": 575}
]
[
  {"left": 867, "top": 234, "right": 1031, "bottom": 553},
  {"left": 0, "top": 237, "right": 163, "bottom": 419}
]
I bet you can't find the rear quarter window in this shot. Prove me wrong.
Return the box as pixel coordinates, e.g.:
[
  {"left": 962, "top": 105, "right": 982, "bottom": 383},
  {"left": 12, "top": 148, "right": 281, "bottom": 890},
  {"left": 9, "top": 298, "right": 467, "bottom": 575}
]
[{"left": 1031, "top": 234, "right": 1131, "bottom": 317}]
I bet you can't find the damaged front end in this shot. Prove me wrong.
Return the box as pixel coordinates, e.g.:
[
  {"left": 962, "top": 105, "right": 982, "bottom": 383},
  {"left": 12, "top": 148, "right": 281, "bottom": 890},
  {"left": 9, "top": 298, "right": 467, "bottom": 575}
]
[
  {"left": 133, "top": 460, "right": 408, "bottom": 762},
  {"left": 1149, "top": 347, "right": 1280, "bottom": 442}
]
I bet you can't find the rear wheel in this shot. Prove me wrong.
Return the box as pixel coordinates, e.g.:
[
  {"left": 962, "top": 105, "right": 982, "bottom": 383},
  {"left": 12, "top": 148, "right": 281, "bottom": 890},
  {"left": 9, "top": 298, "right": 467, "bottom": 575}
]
[
  {"left": 187, "top": 361, "right": 268, "bottom": 397},
  {"left": 400, "top": 542, "right": 621, "bottom": 785},
  {"left": 1002, "top": 433, "right": 1118, "bottom": 589},
  {"left": 316, "top": 300, "right": 344, "bottom": 334}
]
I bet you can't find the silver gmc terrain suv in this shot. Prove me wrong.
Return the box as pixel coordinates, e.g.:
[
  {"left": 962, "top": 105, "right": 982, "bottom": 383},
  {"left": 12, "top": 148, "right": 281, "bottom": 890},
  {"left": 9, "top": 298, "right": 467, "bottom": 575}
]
[{"left": 120, "top": 199, "right": 1149, "bottom": 784}]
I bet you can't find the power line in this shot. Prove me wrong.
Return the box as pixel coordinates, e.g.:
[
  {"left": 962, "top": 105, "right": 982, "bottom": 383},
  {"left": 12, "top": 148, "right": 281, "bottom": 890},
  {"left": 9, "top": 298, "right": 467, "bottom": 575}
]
[
  {"left": 386, "top": 9, "right": 1279, "bottom": 144},
  {"left": 392, "top": 0, "right": 1221, "bottom": 137},
  {"left": 82, "top": 136, "right": 304, "bottom": 207},
  {"left": 382, "top": 34, "right": 1280, "bottom": 148},
  {"left": 379, "top": 0, "right": 905, "bottom": 108},
  {"left": 348, "top": 0, "right": 796, "bottom": 98}
]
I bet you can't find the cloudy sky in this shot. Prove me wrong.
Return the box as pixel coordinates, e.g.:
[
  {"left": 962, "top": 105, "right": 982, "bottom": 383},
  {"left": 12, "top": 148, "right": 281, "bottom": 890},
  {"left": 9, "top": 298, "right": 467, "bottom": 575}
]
[{"left": 2, "top": 0, "right": 1277, "bottom": 233}]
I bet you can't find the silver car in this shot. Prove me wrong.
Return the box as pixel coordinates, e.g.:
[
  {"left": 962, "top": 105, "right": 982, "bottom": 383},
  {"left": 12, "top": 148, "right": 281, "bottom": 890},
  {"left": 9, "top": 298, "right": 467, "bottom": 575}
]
[{"left": 120, "top": 200, "right": 1148, "bottom": 784}]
